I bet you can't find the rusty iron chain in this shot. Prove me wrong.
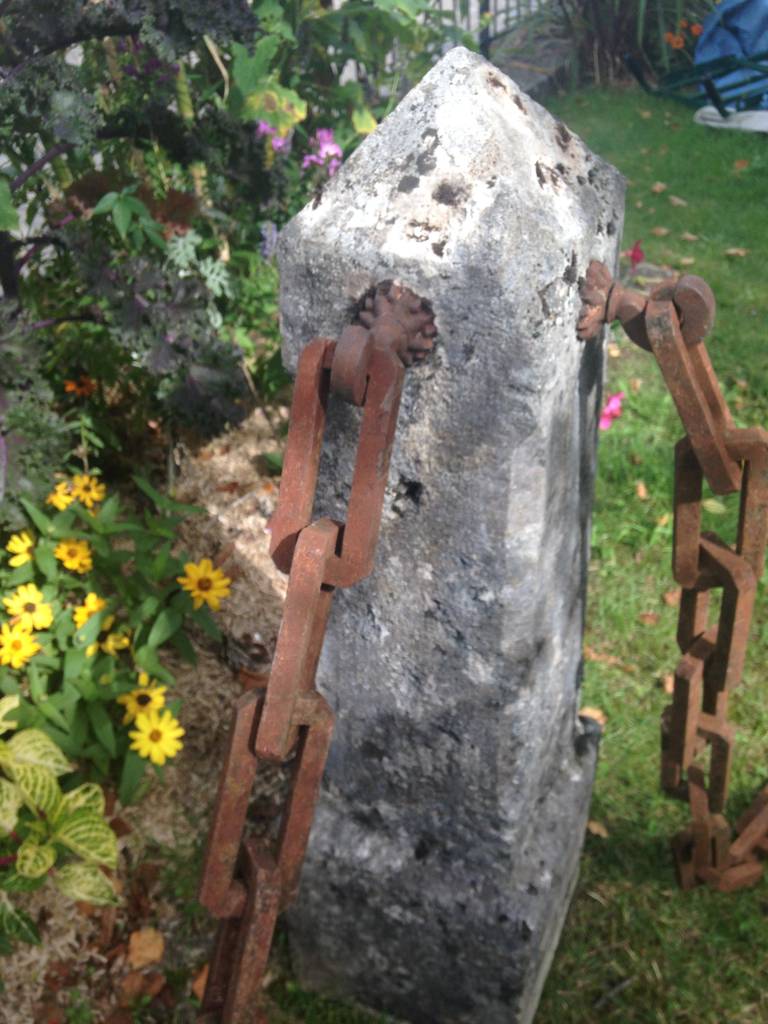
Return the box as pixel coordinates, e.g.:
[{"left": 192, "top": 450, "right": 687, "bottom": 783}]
[
  {"left": 579, "top": 261, "right": 768, "bottom": 893},
  {"left": 198, "top": 281, "right": 437, "bottom": 1021}
]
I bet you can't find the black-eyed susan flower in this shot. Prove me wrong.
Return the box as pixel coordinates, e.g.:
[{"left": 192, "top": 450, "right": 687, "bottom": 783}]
[
  {"left": 177, "top": 558, "right": 231, "bottom": 611},
  {"left": 73, "top": 592, "right": 106, "bottom": 628},
  {"left": 5, "top": 531, "right": 34, "bottom": 567},
  {"left": 46, "top": 482, "right": 75, "bottom": 511},
  {"left": 70, "top": 474, "right": 106, "bottom": 509},
  {"left": 3, "top": 584, "right": 53, "bottom": 631},
  {"left": 54, "top": 538, "right": 93, "bottom": 574},
  {"left": 129, "top": 708, "right": 184, "bottom": 766},
  {"left": 0, "top": 622, "right": 41, "bottom": 669},
  {"left": 100, "top": 629, "right": 131, "bottom": 656},
  {"left": 117, "top": 681, "right": 167, "bottom": 724}
]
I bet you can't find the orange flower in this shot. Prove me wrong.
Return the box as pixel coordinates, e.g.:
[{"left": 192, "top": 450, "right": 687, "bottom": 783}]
[
  {"left": 679, "top": 18, "right": 688, "bottom": 28},
  {"left": 64, "top": 375, "right": 96, "bottom": 398},
  {"left": 664, "top": 31, "right": 676, "bottom": 44},
  {"left": 691, "top": 23, "right": 703, "bottom": 36},
  {"left": 671, "top": 34, "right": 685, "bottom": 49}
]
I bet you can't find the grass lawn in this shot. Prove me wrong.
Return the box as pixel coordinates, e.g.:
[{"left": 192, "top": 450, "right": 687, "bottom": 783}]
[{"left": 271, "top": 85, "right": 768, "bottom": 1024}]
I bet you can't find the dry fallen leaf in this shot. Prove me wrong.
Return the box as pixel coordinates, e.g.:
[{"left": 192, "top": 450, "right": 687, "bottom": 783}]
[
  {"left": 128, "top": 927, "right": 165, "bottom": 970},
  {"left": 680, "top": 231, "right": 699, "bottom": 242},
  {"left": 679, "top": 257, "right": 696, "bottom": 266},
  {"left": 608, "top": 342, "right": 621, "bottom": 358},
  {"left": 639, "top": 110, "right": 653, "bottom": 120},
  {"left": 651, "top": 181, "right": 668, "bottom": 193},
  {"left": 192, "top": 964, "right": 209, "bottom": 1002},
  {"left": 657, "top": 513, "right": 670, "bottom": 527},
  {"left": 668, "top": 195, "right": 688, "bottom": 207},
  {"left": 583, "top": 645, "right": 636, "bottom": 673},
  {"left": 629, "top": 377, "right": 643, "bottom": 393},
  {"left": 635, "top": 480, "right": 649, "bottom": 500},
  {"left": 663, "top": 589, "right": 680, "bottom": 607},
  {"left": 579, "top": 706, "right": 607, "bottom": 728},
  {"left": 587, "top": 820, "right": 610, "bottom": 839},
  {"left": 733, "top": 159, "right": 750, "bottom": 171},
  {"left": 118, "top": 971, "right": 165, "bottom": 1007},
  {"left": 639, "top": 611, "right": 660, "bottom": 626},
  {"left": 725, "top": 247, "right": 749, "bottom": 257},
  {"left": 635, "top": 200, "right": 644, "bottom": 209},
  {"left": 651, "top": 226, "right": 670, "bottom": 236}
]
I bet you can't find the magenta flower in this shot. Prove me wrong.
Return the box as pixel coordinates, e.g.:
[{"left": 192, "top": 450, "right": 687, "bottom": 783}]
[
  {"left": 302, "top": 128, "right": 343, "bottom": 176},
  {"left": 599, "top": 391, "right": 626, "bottom": 431}
]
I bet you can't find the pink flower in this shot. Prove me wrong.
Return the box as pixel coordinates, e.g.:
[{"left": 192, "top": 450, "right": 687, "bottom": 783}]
[
  {"left": 621, "top": 240, "right": 644, "bottom": 271},
  {"left": 302, "top": 128, "right": 343, "bottom": 176},
  {"left": 599, "top": 391, "right": 625, "bottom": 430}
]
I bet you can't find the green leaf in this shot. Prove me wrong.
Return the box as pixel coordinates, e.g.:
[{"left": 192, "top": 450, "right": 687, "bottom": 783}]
[
  {"left": 18, "top": 499, "right": 54, "bottom": 536},
  {"left": 132, "top": 475, "right": 203, "bottom": 516},
  {"left": 132, "top": 645, "right": 174, "bottom": 685},
  {"left": 53, "top": 809, "right": 117, "bottom": 867},
  {"left": 231, "top": 38, "right": 280, "bottom": 95},
  {"left": 352, "top": 106, "right": 378, "bottom": 135},
  {"left": 36, "top": 701, "right": 71, "bottom": 734},
  {"left": 5, "top": 729, "right": 73, "bottom": 774},
  {"left": 0, "top": 893, "right": 41, "bottom": 945},
  {"left": 11, "top": 764, "right": 63, "bottom": 817},
  {"left": 118, "top": 750, "right": 147, "bottom": 806},
  {"left": 0, "top": 777, "right": 22, "bottom": 833},
  {"left": 74, "top": 611, "right": 106, "bottom": 648},
  {"left": 33, "top": 542, "right": 59, "bottom": 582},
  {"left": 56, "top": 782, "right": 105, "bottom": 820},
  {"left": 147, "top": 609, "right": 182, "bottom": 649},
  {"left": 0, "top": 178, "right": 19, "bottom": 232},
  {"left": 85, "top": 702, "right": 117, "bottom": 759},
  {"left": 170, "top": 629, "right": 197, "bottom": 665},
  {"left": 0, "top": 695, "right": 20, "bottom": 734},
  {"left": 192, "top": 605, "right": 222, "bottom": 642},
  {"left": 28, "top": 665, "right": 48, "bottom": 703},
  {"left": 53, "top": 862, "right": 117, "bottom": 906},
  {"left": 91, "top": 191, "right": 118, "bottom": 215},
  {"left": 261, "top": 450, "right": 283, "bottom": 474},
  {"left": 111, "top": 197, "right": 132, "bottom": 240},
  {"left": 15, "top": 840, "right": 56, "bottom": 879}
]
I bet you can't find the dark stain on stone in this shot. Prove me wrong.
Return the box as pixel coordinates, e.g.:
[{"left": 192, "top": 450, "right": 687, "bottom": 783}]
[
  {"left": 513, "top": 94, "right": 527, "bottom": 114},
  {"left": 587, "top": 167, "right": 598, "bottom": 185},
  {"left": 487, "top": 72, "right": 507, "bottom": 91},
  {"left": 414, "top": 836, "right": 434, "bottom": 861},
  {"left": 432, "top": 181, "right": 466, "bottom": 206},
  {"left": 555, "top": 162, "right": 567, "bottom": 178},
  {"left": 535, "top": 162, "right": 547, "bottom": 188},
  {"left": 577, "top": 174, "right": 586, "bottom": 186},
  {"left": 563, "top": 251, "right": 578, "bottom": 284},
  {"left": 606, "top": 219, "right": 616, "bottom": 236},
  {"left": 555, "top": 121, "right": 571, "bottom": 150},
  {"left": 486, "top": 176, "right": 497, "bottom": 188},
  {"left": 535, "top": 162, "right": 561, "bottom": 189},
  {"left": 432, "top": 240, "right": 446, "bottom": 257},
  {"left": 398, "top": 174, "right": 420, "bottom": 193},
  {"left": 417, "top": 152, "right": 437, "bottom": 174}
]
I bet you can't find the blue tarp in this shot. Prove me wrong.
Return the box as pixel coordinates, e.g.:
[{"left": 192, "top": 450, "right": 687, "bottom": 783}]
[{"left": 695, "top": 0, "right": 768, "bottom": 107}]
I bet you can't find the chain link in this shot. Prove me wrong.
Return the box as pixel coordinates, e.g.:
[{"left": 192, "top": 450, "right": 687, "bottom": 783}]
[
  {"left": 197, "top": 282, "right": 436, "bottom": 1021},
  {"left": 580, "top": 262, "right": 768, "bottom": 893}
]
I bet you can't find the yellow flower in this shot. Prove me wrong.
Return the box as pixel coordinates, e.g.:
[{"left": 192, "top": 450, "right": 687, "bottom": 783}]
[
  {"left": 3, "top": 584, "right": 53, "bottom": 632},
  {"left": 0, "top": 622, "right": 41, "bottom": 669},
  {"left": 54, "top": 538, "right": 93, "bottom": 574},
  {"left": 5, "top": 531, "right": 34, "bottom": 567},
  {"left": 177, "top": 558, "right": 231, "bottom": 611},
  {"left": 116, "top": 682, "right": 167, "bottom": 724},
  {"left": 70, "top": 474, "right": 106, "bottom": 509},
  {"left": 129, "top": 708, "right": 184, "bottom": 766},
  {"left": 46, "top": 482, "right": 75, "bottom": 511},
  {"left": 100, "top": 630, "right": 131, "bottom": 656},
  {"left": 73, "top": 592, "right": 106, "bottom": 628}
]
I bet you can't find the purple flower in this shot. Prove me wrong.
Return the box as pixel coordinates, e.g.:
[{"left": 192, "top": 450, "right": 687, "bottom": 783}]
[
  {"left": 256, "top": 121, "right": 275, "bottom": 138},
  {"left": 599, "top": 391, "right": 625, "bottom": 431},
  {"left": 271, "top": 134, "right": 291, "bottom": 154},
  {"left": 302, "top": 128, "right": 344, "bottom": 177}
]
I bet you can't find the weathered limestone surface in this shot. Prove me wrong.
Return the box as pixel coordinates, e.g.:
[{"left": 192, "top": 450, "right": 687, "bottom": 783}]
[{"left": 276, "top": 46, "right": 624, "bottom": 1024}]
